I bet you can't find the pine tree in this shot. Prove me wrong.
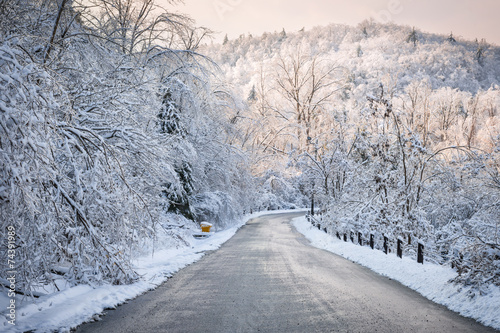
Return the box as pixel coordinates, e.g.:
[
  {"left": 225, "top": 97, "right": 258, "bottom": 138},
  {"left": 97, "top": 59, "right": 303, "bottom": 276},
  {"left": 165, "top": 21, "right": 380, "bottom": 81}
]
[
  {"left": 158, "top": 88, "right": 185, "bottom": 136},
  {"left": 177, "top": 161, "right": 194, "bottom": 196},
  {"left": 161, "top": 160, "right": 196, "bottom": 220},
  {"left": 223, "top": 33, "right": 229, "bottom": 45},
  {"left": 356, "top": 44, "right": 363, "bottom": 57},
  {"left": 279, "top": 28, "right": 287, "bottom": 40},
  {"left": 247, "top": 84, "right": 257, "bottom": 102},
  {"left": 475, "top": 38, "right": 486, "bottom": 65},
  {"left": 362, "top": 26, "right": 368, "bottom": 38},
  {"left": 447, "top": 32, "right": 456, "bottom": 43},
  {"left": 406, "top": 27, "right": 418, "bottom": 47}
]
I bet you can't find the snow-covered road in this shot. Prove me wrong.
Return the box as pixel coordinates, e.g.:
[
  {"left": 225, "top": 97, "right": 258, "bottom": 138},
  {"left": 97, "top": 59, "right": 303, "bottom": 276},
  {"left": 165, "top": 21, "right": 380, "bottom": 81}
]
[{"left": 75, "top": 212, "right": 497, "bottom": 332}]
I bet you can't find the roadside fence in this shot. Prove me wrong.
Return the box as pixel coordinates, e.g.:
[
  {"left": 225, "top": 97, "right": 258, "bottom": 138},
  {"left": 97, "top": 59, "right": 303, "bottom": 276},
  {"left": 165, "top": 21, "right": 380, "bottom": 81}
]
[{"left": 305, "top": 213, "right": 425, "bottom": 264}]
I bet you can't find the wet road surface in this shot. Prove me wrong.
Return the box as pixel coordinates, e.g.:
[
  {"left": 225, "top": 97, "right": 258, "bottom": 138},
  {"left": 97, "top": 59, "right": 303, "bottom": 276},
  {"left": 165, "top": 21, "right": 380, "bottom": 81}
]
[{"left": 76, "top": 212, "right": 498, "bottom": 332}]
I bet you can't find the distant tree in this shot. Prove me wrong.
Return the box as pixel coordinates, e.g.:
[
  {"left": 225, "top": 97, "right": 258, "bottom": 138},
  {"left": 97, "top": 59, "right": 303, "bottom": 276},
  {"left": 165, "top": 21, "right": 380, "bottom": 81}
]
[
  {"left": 279, "top": 28, "right": 287, "bottom": 40},
  {"left": 274, "top": 50, "right": 344, "bottom": 152},
  {"left": 475, "top": 38, "right": 486, "bottom": 65},
  {"left": 358, "top": 20, "right": 370, "bottom": 38},
  {"left": 356, "top": 45, "right": 363, "bottom": 57},
  {"left": 403, "top": 79, "right": 432, "bottom": 147},
  {"left": 447, "top": 32, "right": 457, "bottom": 43},
  {"left": 406, "top": 27, "right": 418, "bottom": 47},
  {"left": 362, "top": 26, "right": 368, "bottom": 37},
  {"left": 223, "top": 33, "right": 229, "bottom": 45},
  {"left": 247, "top": 84, "right": 257, "bottom": 103}
]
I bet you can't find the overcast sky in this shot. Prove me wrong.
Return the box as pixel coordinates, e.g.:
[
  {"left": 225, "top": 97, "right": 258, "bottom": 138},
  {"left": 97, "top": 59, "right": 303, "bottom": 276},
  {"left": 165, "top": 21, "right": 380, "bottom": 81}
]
[{"left": 170, "top": 0, "right": 500, "bottom": 45}]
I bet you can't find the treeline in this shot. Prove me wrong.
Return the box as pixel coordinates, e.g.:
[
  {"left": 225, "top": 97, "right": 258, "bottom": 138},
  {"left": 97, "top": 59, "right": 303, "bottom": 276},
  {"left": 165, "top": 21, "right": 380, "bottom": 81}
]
[{"left": 0, "top": 0, "right": 253, "bottom": 293}]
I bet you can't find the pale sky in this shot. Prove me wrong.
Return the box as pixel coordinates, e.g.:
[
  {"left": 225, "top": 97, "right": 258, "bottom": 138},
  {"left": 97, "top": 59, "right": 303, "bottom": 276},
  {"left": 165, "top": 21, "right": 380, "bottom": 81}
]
[{"left": 166, "top": 0, "right": 500, "bottom": 45}]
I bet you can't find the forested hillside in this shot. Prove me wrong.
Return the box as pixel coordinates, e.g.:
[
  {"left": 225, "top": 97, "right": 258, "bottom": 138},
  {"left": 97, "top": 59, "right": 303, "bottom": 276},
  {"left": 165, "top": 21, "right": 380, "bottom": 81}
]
[
  {"left": 0, "top": 0, "right": 257, "bottom": 293},
  {"left": 202, "top": 21, "right": 500, "bottom": 289}
]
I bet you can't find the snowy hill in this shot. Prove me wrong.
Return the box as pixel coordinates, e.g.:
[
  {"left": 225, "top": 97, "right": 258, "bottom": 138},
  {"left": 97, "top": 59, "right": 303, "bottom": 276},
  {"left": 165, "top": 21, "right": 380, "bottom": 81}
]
[
  {"left": 201, "top": 21, "right": 500, "bottom": 291},
  {"left": 203, "top": 21, "right": 500, "bottom": 97}
]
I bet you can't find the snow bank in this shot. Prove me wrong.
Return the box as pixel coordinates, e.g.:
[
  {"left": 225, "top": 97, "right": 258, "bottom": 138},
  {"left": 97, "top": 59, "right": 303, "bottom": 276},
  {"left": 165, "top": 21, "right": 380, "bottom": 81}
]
[
  {"left": 0, "top": 210, "right": 304, "bottom": 332},
  {"left": 292, "top": 216, "right": 500, "bottom": 331}
]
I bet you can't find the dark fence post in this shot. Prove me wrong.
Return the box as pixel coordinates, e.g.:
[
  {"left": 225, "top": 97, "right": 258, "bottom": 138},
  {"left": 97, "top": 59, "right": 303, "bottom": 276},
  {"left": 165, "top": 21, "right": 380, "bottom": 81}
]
[
  {"left": 383, "top": 236, "right": 388, "bottom": 254},
  {"left": 370, "top": 234, "right": 374, "bottom": 249},
  {"left": 417, "top": 243, "right": 424, "bottom": 264},
  {"left": 358, "top": 232, "right": 363, "bottom": 246},
  {"left": 408, "top": 234, "right": 412, "bottom": 245},
  {"left": 336, "top": 232, "right": 341, "bottom": 240},
  {"left": 311, "top": 192, "right": 315, "bottom": 216},
  {"left": 397, "top": 239, "right": 403, "bottom": 258},
  {"left": 350, "top": 231, "right": 354, "bottom": 243},
  {"left": 343, "top": 233, "right": 347, "bottom": 242}
]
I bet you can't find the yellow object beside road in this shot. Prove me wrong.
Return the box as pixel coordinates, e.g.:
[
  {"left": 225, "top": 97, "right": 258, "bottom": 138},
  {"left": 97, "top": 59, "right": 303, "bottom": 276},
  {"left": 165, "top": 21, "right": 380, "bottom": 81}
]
[{"left": 200, "top": 222, "right": 212, "bottom": 233}]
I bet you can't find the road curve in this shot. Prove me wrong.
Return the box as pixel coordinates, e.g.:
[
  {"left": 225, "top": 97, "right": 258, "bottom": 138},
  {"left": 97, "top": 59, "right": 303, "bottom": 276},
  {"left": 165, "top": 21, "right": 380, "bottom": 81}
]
[{"left": 76, "top": 212, "right": 498, "bottom": 333}]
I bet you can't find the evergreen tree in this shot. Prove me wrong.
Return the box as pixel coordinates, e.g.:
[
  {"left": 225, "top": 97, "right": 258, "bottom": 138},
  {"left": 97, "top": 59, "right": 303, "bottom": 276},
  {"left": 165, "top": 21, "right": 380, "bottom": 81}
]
[
  {"left": 356, "top": 44, "right": 363, "bottom": 57},
  {"left": 362, "top": 26, "right": 368, "bottom": 37},
  {"left": 158, "top": 88, "right": 192, "bottom": 218},
  {"left": 475, "top": 38, "right": 486, "bottom": 65},
  {"left": 406, "top": 27, "right": 418, "bottom": 47},
  {"left": 223, "top": 33, "right": 229, "bottom": 45},
  {"left": 279, "top": 28, "right": 287, "bottom": 40},
  {"left": 447, "top": 32, "right": 457, "bottom": 43},
  {"left": 247, "top": 84, "right": 257, "bottom": 102},
  {"left": 158, "top": 88, "right": 185, "bottom": 137},
  {"left": 163, "top": 161, "right": 195, "bottom": 220}
]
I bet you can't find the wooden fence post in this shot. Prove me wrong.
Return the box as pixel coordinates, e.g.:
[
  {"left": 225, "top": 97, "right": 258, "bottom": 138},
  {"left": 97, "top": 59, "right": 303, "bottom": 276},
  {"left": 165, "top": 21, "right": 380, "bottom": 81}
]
[
  {"left": 358, "top": 232, "right": 363, "bottom": 246},
  {"left": 311, "top": 192, "right": 315, "bottom": 216},
  {"left": 370, "top": 234, "right": 374, "bottom": 249},
  {"left": 417, "top": 243, "right": 424, "bottom": 264},
  {"left": 397, "top": 238, "right": 403, "bottom": 258},
  {"left": 383, "top": 236, "right": 388, "bottom": 254}
]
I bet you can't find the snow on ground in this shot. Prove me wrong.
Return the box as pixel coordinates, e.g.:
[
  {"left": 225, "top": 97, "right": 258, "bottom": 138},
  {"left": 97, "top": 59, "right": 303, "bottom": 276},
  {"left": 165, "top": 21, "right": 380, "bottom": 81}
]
[
  {"left": 5, "top": 210, "right": 496, "bottom": 332},
  {"left": 0, "top": 209, "right": 305, "bottom": 333},
  {"left": 291, "top": 215, "right": 500, "bottom": 331}
]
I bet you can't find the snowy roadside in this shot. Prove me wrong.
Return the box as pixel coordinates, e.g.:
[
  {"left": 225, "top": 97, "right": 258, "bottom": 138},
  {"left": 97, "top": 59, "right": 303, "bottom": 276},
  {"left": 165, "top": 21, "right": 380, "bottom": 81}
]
[
  {"left": 291, "top": 216, "right": 500, "bottom": 331},
  {"left": 0, "top": 210, "right": 305, "bottom": 333}
]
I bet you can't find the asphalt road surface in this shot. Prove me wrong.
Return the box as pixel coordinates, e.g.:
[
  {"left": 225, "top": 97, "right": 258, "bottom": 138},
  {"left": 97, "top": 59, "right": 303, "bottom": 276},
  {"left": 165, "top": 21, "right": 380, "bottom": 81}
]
[{"left": 76, "top": 212, "right": 498, "bottom": 333}]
